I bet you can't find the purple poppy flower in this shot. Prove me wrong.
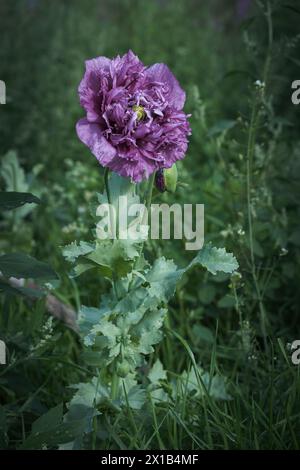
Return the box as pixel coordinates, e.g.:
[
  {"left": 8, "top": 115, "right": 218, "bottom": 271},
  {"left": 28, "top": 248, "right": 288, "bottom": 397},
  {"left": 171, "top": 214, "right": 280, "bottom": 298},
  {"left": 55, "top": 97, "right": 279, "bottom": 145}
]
[{"left": 76, "top": 50, "right": 191, "bottom": 182}]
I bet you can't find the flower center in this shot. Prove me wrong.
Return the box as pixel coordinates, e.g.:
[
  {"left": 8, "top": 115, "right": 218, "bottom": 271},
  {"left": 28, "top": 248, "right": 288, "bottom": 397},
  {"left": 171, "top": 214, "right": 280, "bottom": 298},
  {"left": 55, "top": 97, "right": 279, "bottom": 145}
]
[{"left": 132, "top": 105, "right": 146, "bottom": 121}]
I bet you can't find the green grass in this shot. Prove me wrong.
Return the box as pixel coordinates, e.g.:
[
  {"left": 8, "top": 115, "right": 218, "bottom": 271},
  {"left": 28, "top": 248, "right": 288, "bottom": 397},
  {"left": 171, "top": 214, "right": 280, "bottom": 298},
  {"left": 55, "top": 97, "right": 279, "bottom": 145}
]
[{"left": 0, "top": 0, "right": 300, "bottom": 450}]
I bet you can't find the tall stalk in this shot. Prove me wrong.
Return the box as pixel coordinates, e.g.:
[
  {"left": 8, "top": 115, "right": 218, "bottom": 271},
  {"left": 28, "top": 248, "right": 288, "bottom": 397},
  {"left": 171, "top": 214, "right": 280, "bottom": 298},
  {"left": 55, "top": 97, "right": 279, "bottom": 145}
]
[
  {"left": 246, "top": 85, "right": 268, "bottom": 346},
  {"left": 245, "top": 2, "right": 274, "bottom": 347}
]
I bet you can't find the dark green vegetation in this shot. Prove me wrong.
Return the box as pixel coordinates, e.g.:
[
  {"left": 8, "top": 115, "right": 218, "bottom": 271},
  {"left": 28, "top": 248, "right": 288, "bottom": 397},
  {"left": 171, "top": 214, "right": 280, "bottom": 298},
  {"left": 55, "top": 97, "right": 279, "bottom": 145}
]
[{"left": 0, "top": 0, "right": 300, "bottom": 450}]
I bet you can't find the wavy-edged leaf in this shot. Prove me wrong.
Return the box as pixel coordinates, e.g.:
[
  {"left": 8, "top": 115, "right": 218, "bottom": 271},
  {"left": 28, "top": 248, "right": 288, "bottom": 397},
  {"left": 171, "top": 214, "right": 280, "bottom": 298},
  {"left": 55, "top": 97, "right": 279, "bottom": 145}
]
[
  {"left": 188, "top": 243, "right": 238, "bottom": 275},
  {"left": 62, "top": 241, "right": 94, "bottom": 263},
  {"left": 0, "top": 191, "right": 41, "bottom": 211}
]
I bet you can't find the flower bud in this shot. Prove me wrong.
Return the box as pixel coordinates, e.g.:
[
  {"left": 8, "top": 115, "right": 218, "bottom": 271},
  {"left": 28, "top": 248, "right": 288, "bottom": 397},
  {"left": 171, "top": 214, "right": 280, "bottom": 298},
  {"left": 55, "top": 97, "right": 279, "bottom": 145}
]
[
  {"left": 116, "top": 360, "right": 130, "bottom": 378},
  {"left": 155, "top": 164, "right": 178, "bottom": 193}
]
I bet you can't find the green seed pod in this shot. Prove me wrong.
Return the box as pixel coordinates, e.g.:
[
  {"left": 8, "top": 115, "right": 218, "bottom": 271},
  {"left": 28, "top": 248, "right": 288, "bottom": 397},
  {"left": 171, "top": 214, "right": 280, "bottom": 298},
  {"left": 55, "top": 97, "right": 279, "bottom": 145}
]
[
  {"left": 116, "top": 360, "right": 131, "bottom": 378},
  {"left": 164, "top": 164, "right": 178, "bottom": 193}
]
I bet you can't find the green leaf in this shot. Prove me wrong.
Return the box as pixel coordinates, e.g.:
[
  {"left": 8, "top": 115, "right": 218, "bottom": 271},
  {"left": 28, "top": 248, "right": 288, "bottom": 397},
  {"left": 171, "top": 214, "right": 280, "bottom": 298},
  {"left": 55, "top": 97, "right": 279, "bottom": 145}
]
[
  {"left": 192, "top": 325, "right": 214, "bottom": 344},
  {"left": 0, "top": 253, "right": 58, "bottom": 280},
  {"left": 20, "top": 403, "right": 98, "bottom": 449},
  {"left": 1, "top": 150, "right": 27, "bottom": 193},
  {"left": 132, "top": 308, "right": 167, "bottom": 355},
  {"left": 148, "top": 359, "right": 167, "bottom": 384},
  {"left": 0, "top": 191, "right": 41, "bottom": 211},
  {"left": 71, "top": 260, "right": 96, "bottom": 278},
  {"left": 79, "top": 305, "right": 108, "bottom": 336},
  {"left": 59, "top": 404, "right": 99, "bottom": 449},
  {"left": 125, "top": 384, "right": 146, "bottom": 410},
  {"left": 117, "top": 375, "right": 147, "bottom": 410},
  {"left": 113, "top": 257, "right": 181, "bottom": 322},
  {"left": 0, "top": 152, "right": 42, "bottom": 219},
  {"left": 32, "top": 403, "right": 63, "bottom": 434},
  {"left": 86, "top": 239, "right": 139, "bottom": 279},
  {"left": 217, "top": 294, "right": 236, "bottom": 308},
  {"left": 91, "top": 321, "right": 121, "bottom": 358},
  {"left": 189, "top": 243, "right": 238, "bottom": 275},
  {"left": 62, "top": 241, "right": 94, "bottom": 263},
  {"left": 69, "top": 377, "right": 110, "bottom": 408},
  {"left": 64, "top": 239, "right": 140, "bottom": 280},
  {"left": 148, "top": 386, "right": 169, "bottom": 404},
  {"left": 208, "top": 375, "right": 231, "bottom": 400},
  {"left": 146, "top": 257, "right": 182, "bottom": 303},
  {"left": 179, "top": 367, "right": 231, "bottom": 400}
]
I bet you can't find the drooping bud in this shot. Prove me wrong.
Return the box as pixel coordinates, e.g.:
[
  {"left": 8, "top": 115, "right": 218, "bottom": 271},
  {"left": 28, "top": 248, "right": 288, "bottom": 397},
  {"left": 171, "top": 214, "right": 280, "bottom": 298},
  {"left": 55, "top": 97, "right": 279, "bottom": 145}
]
[{"left": 155, "top": 164, "right": 178, "bottom": 193}]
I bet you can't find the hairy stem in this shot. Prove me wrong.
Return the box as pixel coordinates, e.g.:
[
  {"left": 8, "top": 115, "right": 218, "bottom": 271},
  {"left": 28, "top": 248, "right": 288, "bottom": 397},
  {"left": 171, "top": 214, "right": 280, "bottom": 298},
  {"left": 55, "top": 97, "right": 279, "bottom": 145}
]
[
  {"left": 104, "top": 168, "right": 120, "bottom": 300},
  {"left": 111, "top": 372, "right": 119, "bottom": 401},
  {"left": 130, "top": 171, "right": 156, "bottom": 285}
]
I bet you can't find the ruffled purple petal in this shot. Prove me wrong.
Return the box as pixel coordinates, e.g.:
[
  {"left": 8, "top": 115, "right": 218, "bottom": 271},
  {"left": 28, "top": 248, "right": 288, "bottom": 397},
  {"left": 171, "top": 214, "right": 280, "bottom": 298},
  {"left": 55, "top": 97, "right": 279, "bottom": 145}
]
[
  {"left": 78, "top": 56, "right": 111, "bottom": 122},
  {"left": 108, "top": 154, "right": 157, "bottom": 183},
  {"left": 144, "top": 63, "right": 186, "bottom": 110},
  {"left": 76, "top": 118, "right": 116, "bottom": 165}
]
